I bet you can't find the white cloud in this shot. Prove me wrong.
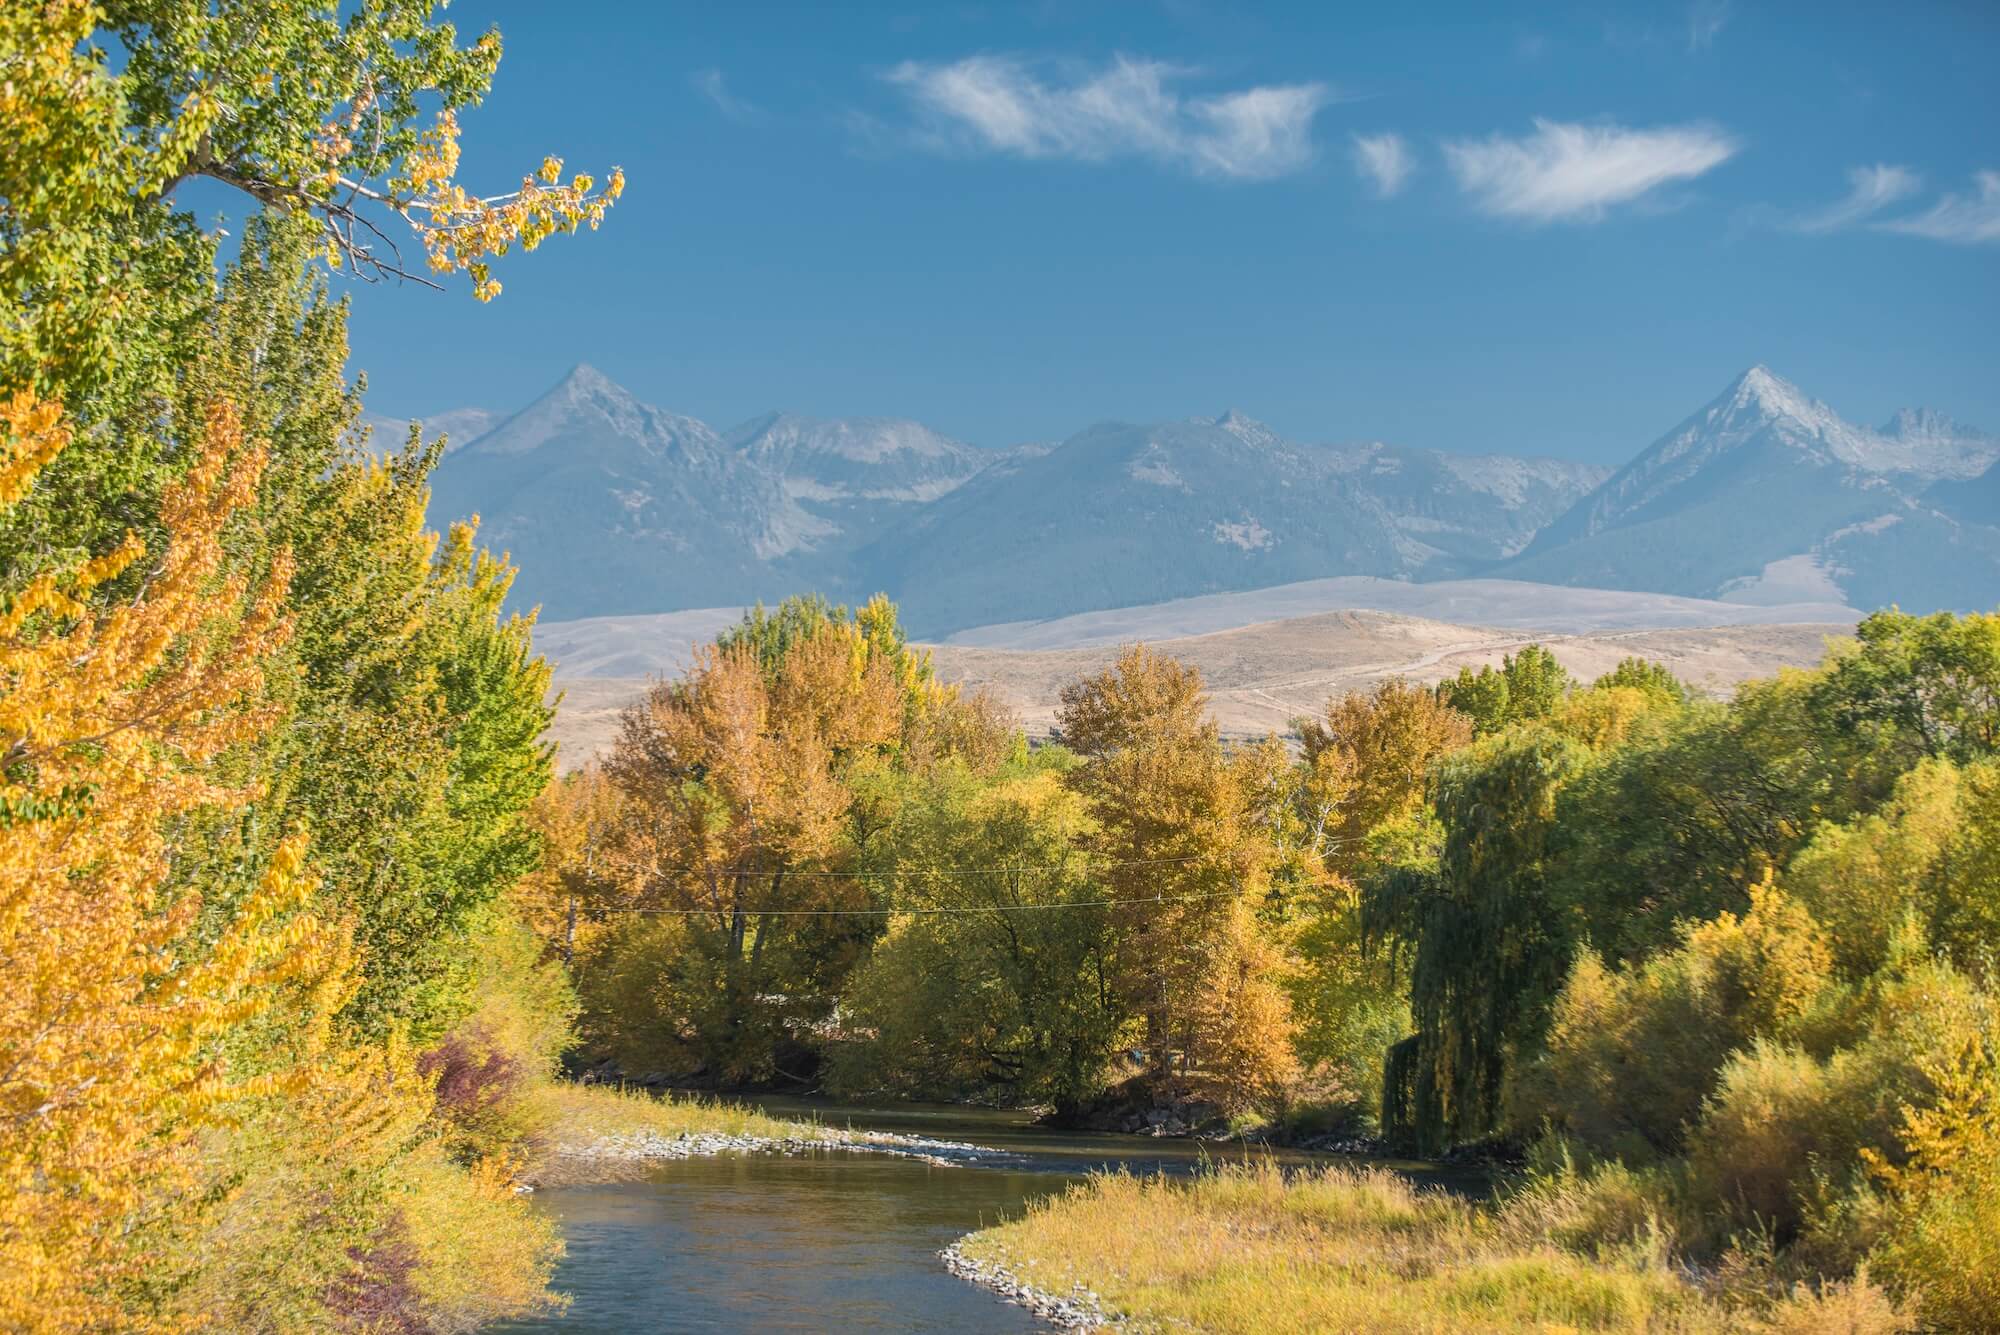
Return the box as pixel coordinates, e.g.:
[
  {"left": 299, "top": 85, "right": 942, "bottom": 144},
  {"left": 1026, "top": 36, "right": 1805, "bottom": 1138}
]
[
  {"left": 1442, "top": 118, "right": 1739, "bottom": 223},
  {"left": 883, "top": 55, "right": 1329, "bottom": 180},
  {"left": 692, "top": 68, "right": 760, "bottom": 123},
  {"left": 1794, "top": 164, "right": 1922, "bottom": 233},
  {"left": 1352, "top": 132, "right": 1412, "bottom": 197},
  {"left": 1878, "top": 171, "right": 2000, "bottom": 244},
  {"left": 1688, "top": 0, "right": 1732, "bottom": 51}
]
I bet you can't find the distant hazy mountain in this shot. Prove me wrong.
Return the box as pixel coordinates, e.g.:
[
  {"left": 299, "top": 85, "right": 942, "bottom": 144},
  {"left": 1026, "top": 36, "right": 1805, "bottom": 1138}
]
[
  {"left": 1316, "top": 442, "right": 1607, "bottom": 566},
  {"left": 857, "top": 411, "right": 1423, "bottom": 632},
  {"left": 427, "top": 366, "right": 796, "bottom": 617},
  {"left": 1505, "top": 366, "right": 2000, "bottom": 612},
  {"left": 356, "top": 407, "right": 500, "bottom": 455},
  {"left": 723, "top": 411, "right": 989, "bottom": 591},
  {"left": 856, "top": 411, "right": 1604, "bottom": 632},
  {"left": 421, "top": 362, "right": 1994, "bottom": 630},
  {"left": 1931, "top": 462, "right": 2000, "bottom": 529}
]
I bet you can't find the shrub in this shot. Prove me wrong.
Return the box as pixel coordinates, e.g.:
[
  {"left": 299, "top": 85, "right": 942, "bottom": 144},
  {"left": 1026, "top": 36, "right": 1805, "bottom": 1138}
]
[
  {"left": 1685, "top": 1041, "right": 1882, "bottom": 1247},
  {"left": 1497, "top": 1149, "right": 1681, "bottom": 1264},
  {"left": 418, "top": 911, "right": 578, "bottom": 1162},
  {"left": 1512, "top": 884, "right": 1836, "bottom": 1158}
]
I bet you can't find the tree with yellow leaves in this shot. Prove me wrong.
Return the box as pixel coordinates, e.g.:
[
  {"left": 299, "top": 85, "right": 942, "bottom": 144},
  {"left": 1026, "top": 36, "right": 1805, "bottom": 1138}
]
[
  {"left": 599, "top": 612, "right": 908, "bottom": 1081},
  {"left": 1057, "top": 645, "right": 1296, "bottom": 1110},
  {"left": 0, "top": 391, "right": 339, "bottom": 1328}
]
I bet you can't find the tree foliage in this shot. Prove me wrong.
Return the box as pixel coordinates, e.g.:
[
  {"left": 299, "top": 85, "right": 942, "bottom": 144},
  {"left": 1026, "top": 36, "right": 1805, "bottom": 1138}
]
[
  {"left": 1436, "top": 643, "right": 1573, "bottom": 736},
  {"left": 0, "top": 396, "right": 339, "bottom": 1328},
  {"left": 1, "top": 3, "right": 616, "bottom": 1326},
  {"left": 1368, "top": 727, "right": 1592, "bottom": 1150},
  {"left": 1057, "top": 646, "right": 1297, "bottom": 1108}
]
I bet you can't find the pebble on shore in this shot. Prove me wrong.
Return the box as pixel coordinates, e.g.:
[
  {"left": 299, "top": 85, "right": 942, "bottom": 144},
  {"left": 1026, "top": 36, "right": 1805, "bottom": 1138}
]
[
  {"left": 548, "top": 1126, "right": 1018, "bottom": 1170},
  {"left": 939, "top": 1240, "right": 1120, "bottom": 1332}
]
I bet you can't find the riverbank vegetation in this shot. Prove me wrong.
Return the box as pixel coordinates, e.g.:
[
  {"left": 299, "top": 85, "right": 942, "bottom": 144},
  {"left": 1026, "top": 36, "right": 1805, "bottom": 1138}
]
[
  {"left": 550, "top": 612, "right": 2000, "bottom": 1327},
  {"left": 960, "top": 1161, "right": 1912, "bottom": 1334}
]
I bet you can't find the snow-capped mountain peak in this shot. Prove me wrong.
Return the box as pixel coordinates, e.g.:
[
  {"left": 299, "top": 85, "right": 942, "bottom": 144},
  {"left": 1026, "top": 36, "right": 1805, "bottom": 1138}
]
[
  {"left": 1689, "top": 365, "right": 1990, "bottom": 479},
  {"left": 1715, "top": 364, "right": 1851, "bottom": 444},
  {"left": 727, "top": 412, "right": 988, "bottom": 502},
  {"left": 465, "top": 362, "right": 726, "bottom": 463},
  {"left": 1207, "top": 409, "right": 1284, "bottom": 450}
]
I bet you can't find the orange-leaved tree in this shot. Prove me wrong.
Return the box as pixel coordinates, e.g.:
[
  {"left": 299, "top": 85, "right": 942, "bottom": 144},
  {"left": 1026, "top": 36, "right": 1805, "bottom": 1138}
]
[{"left": 599, "top": 620, "right": 905, "bottom": 1081}]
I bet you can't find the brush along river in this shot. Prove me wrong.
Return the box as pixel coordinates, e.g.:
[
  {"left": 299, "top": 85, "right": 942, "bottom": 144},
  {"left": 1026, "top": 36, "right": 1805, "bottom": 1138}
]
[{"left": 492, "top": 1098, "right": 1476, "bottom": 1333}]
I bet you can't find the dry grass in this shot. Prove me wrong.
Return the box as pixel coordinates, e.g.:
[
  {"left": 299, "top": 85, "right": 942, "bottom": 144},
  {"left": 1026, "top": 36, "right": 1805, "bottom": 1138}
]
[{"left": 959, "top": 1161, "right": 1912, "bottom": 1334}]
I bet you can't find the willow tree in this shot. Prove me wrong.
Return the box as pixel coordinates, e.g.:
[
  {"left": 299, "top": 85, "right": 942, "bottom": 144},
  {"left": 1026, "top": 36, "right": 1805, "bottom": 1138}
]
[
  {"left": 1368, "top": 726, "right": 1592, "bottom": 1151},
  {"left": 1287, "top": 680, "right": 1472, "bottom": 1115}
]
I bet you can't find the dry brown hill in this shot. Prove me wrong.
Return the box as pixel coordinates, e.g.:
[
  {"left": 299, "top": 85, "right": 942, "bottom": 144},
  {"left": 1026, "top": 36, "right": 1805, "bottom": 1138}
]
[{"left": 544, "top": 607, "right": 1848, "bottom": 769}]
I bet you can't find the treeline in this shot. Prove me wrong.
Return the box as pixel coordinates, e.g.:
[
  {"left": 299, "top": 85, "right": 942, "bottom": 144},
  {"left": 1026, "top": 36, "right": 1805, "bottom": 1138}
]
[
  {"left": 553, "top": 603, "right": 2000, "bottom": 1328},
  {"left": 3, "top": 3, "right": 621, "bottom": 1330}
]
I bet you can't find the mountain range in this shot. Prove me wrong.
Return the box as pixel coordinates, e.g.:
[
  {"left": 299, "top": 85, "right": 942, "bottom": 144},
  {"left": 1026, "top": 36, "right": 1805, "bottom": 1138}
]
[{"left": 413, "top": 364, "right": 1998, "bottom": 635}]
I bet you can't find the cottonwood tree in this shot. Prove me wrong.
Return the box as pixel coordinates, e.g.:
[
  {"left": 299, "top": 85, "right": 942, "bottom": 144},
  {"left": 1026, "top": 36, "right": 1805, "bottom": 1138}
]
[
  {"left": 2, "top": 0, "right": 622, "bottom": 585},
  {"left": 602, "top": 620, "right": 905, "bottom": 1080},
  {"left": 1057, "top": 646, "right": 1296, "bottom": 1110},
  {"left": 832, "top": 764, "right": 1124, "bottom": 1118}
]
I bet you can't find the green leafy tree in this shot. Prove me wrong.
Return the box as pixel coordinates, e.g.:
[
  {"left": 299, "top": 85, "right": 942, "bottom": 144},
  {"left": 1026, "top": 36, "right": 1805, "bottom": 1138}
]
[
  {"left": 2, "top": 0, "right": 621, "bottom": 586},
  {"left": 1367, "top": 727, "right": 1592, "bottom": 1151},
  {"left": 1812, "top": 608, "right": 2000, "bottom": 766},
  {"left": 1594, "top": 655, "right": 1692, "bottom": 708},
  {"left": 1437, "top": 644, "right": 1572, "bottom": 737},
  {"left": 832, "top": 761, "right": 1123, "bottom": 1118}
]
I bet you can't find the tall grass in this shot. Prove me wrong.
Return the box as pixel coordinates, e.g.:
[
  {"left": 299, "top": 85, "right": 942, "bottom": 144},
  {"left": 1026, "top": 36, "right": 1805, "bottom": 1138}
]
[{"left": 959, "top": 1160, "right": 1913, "bottom": 1334}]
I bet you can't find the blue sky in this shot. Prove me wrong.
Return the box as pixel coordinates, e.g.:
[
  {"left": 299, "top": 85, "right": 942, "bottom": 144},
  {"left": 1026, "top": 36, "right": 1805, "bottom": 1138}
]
[{"left": 337, "top": 1, "right": 2000, "bottom": 464}]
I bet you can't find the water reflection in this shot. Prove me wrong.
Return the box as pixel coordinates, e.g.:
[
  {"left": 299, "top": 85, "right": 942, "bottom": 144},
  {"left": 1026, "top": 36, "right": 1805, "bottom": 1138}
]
[{"left": 492, "top": 1151, "right": 1060, "bottom": 1333}]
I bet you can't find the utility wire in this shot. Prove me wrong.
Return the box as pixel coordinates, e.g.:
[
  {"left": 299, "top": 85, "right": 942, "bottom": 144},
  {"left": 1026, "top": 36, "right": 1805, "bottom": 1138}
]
[
  {"left": 594, "top": 853, "right": 1211, "bottom": 881},
  {"left": 515, "top": 888, "right": 1243, "bottom": 918}
]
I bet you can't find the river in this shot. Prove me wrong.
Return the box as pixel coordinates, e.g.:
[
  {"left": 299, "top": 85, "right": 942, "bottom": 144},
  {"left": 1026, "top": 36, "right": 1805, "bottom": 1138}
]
[{"left": 491, "top": 1098, "right": 1464, "bottom": 1333}]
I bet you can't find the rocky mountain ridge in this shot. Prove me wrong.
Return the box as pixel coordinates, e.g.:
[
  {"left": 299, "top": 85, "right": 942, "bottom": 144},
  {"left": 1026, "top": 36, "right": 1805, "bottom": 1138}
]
[{"left": 416, "top": 364, "right": 1996, "bottom": 632}]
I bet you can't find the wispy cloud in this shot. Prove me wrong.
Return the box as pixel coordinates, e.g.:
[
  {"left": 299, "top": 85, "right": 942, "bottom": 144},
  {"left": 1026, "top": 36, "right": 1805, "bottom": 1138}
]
[
  {"left": 1351, "top": 132, "right": 1413, "bottom": 197},
  {"left": 1794, "top": 164, "right": 1922, "bottom": 233},
  {"left": 1879, "top": 171, "right": 2000, "bottom": 244},
  {"left": 1442, "top": 119, "right": 1739, "bottom": 223},
  {"left": 692, "top": 68, "right": 761, "bottom": 123},
  {"left": 1687, "top": 0, "right": 1732, "bottom": 51},
  {"left": 882, "top": 55, "right": 1330, "bottom": 181}
]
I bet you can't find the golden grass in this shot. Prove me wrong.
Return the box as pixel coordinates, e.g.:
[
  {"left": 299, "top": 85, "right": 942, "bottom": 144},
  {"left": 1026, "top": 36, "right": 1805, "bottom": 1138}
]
[{"left": 959, "top": 1161, "right": 1911, "bottom": 1334}]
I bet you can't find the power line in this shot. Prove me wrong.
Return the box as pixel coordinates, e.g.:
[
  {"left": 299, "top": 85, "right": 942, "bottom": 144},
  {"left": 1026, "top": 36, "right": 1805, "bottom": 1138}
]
[
  {"left": 514, "top": 888, "right": 1244, "bottom": 918},
  {"left": 586, "top": 853, "right": 1214, "bottom": 881}
]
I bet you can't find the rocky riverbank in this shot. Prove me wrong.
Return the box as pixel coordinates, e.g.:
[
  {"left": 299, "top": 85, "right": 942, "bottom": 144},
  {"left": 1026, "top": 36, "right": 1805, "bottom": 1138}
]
[
  {"left": 547, "top": 1123, "right": 1020, "bottom": 1170},
  {"left": 939, "top": 1239, "right": 1122, "bottom": 1332}
]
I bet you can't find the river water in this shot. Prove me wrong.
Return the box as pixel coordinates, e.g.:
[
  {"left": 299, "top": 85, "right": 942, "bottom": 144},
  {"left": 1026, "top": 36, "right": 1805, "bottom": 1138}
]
[{"left": 491, "top": 1098, "right": 1461, "bottom": 1333}]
